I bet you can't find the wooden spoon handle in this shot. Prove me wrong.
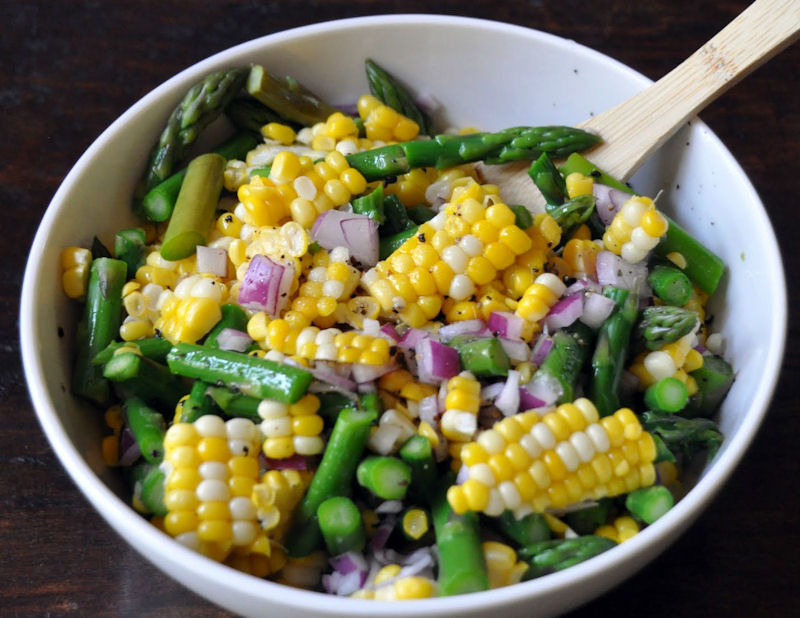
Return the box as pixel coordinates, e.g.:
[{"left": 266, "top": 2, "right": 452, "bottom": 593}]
[
  {"left": 583, "top": 0, "right": 800, "bottom": 181},
  {"left": 477, "top": 0, "right": 800, "bottom": 210}
]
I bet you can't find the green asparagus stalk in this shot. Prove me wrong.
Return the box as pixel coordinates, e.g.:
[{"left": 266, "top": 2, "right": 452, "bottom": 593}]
[
  {"left": 179, "top": 380, "right": 215, "bottom": 424},
  {"left": 545, "top": 194, "right": 596, "bottom": 235},
  {"left": 528, "top": 323, "right": 593, "bottom": 404},
  {"left": 202, "top": 303, "right": 250, "bottom": 349},
  {"left": 203, "top": 385, "right": 261, "bottom": 422},
  {"left": 135, "top": 67, "right": 249, "bottom": 201},
  {"left": 636, "top": 306, "right": 699, "bottom": 351},
  {"left": 285, "top": 399, "right": 378, "bottom": 557},
  {"left": 246, "top": 65, "right": 339, "bottom": 127},
  {"left": 129, "top": 461, "right": 167, "bottom": 517},
  {"left": 113, "top": 227, "right": 147, "bottom": 279},
  {"left": 509, "top": 204, "right": 534, "bottom": 230},
  {"left": 450, "top": 336, "right": 510, "bottom": 378},
  {"left": 590, "top": 286, "right": 639, "bottom": 417},
  {"left": 351, "top": 183, "right": 385, "bottom": 223},
  {"left": 529, "top": 152, "right": 567, "bottom": 206},
  {"left": 431, "top": 478, "right": 489, "bottom": 596},
  {"left": 684, "top": 354, "right": 734, "bottom": 417},
  {"left": 399, "top": 435, "right": 437, "bottom": 505},
  {"left": 166, "top": 343, "right": 312, "bottom": 404},
  {"left": 356, "top": 456, "right": 412, "bottom": 501},
  {"left": 648, "top": 265, "right": 693, "bottom": 307},
  {"left": 563, "top": 500, "right": 613, "bottom": 536},
  {"left": 381, "top": 194, "right": 415, "bottom": 236},
  {"left": 407, "top": 204, "right": 437, "bottom": 225},
  {"left": 365, "top": 59, "right": 433, "bottom": 135},
  {"left": 123, "top": 396, "right": 166, "bottom": 463},
  {"left": 345, "top": 126, "right": 602, "bottom": 182},
  {"left": 641, "top": 411, "right": 723, "bottom": 462},
  {"left": 644, "top": 376, "right": 690, "bottom": 413},
  {"left": 160, "top": 153, "right": 225, "bottom": 261},
  {"left": 72, "top": 258, "right": 127, "bottom": 406},
  {"left": 519, "top": 536, "right": 617, "bottom": 579},
  {"left": 625, "top": 486, "right": 674, "bottom": 524},
  {"left": 92, "top": 337, "right": 173, "bottom": 366},
  {"left": 317, "top": 496, "right": 367, "bottom": 556},
  {"left": 103, "top": 352, "right": 189, "bottom": 412},
  {"left": 379, "top": 226, "right": 419, "bottom": 260},
  {"left": 141, "top": 131, "right": 260, "bottom": 222},
  {"left": 490, "top": 510, "right": 551, "bottom": 547}
]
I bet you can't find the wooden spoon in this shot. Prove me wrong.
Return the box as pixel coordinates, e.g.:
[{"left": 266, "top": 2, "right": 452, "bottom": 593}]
[{"left": 477, "top": 0, "right": 800, "bottom": 211}]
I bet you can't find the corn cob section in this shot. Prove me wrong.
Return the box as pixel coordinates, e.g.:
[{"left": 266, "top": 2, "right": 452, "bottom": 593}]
[
  {"left": 602, "top": 195, "right": 668, "bottom": 263},
  {"left": 440, "top": 372, "right": 482, "bottom": 469},
  {"left": 447, "top": 398, "right": 657, "bottom": 517},
  {"left": 160, "top": 415, "right": 267, "bottom": 562},
  {"left": 257, "top": 395, "right": 325, "bottom": 459}
]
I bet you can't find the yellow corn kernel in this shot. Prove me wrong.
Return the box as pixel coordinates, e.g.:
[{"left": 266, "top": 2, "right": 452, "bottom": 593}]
[
  {"left": 565, "top": 172, "right": 595, "bottom": 198},
  {"left": 261, "top": 122, "right": 296, "bottom": 145},
  {"left": 393, "top": 576, "right": 435, "bottom": 600}
]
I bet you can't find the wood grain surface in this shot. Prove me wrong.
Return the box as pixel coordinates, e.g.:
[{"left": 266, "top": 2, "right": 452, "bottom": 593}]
[{"left": 2, "top": 1, "right": 798, "bottom": 615}]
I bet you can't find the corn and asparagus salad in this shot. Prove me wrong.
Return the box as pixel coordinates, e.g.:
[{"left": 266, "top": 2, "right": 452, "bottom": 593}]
[{"left": 62, "top": 60, "right": 732, "bottom": 598}]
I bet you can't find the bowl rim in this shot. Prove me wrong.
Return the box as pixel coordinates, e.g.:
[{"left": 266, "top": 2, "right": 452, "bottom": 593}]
[{"left": 20, "top": 12, "right": 788, "bottom": 616}]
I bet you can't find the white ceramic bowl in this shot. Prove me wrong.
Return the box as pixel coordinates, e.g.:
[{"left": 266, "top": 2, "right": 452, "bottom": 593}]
[{"left": 20, "top": 14, "right": 786, "bottom": 618}]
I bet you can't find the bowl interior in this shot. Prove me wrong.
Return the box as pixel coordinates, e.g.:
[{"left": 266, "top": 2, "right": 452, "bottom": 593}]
[{"left": 21, "top": 14, "right": 786, "bottom": 618}]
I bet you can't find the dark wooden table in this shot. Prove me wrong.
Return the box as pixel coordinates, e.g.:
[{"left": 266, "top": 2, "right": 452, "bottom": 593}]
[{"left": 3, "top": 0, "right": 798, "bottom": 615}]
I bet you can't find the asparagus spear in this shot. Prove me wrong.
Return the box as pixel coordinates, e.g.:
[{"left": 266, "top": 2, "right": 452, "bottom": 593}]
[
  {"left": 519, "top": 536, "right": 617, "bottom": 579},
  {"left": 317, "top": 496, "right": 367, "bottom": 555},
  {"left": 648, "top": 265, "right": 693, "bottom": 307},
  {"left": 635, "top": 306, "right": 699, "bottom": 351},
  {"left": 546, "top": 194, "right": 596, "bottom": 235},
  {"left": 141, "top": 131, "right": 260, "bottom": 222},
  {"left": 356, "top": 456, "right": 412, "bottom": 500},
  {"left": 644, "top": 376, "right": 690, "bottom": 413},
  {"left": 489, "top": 510, "right": 551, "bottom": 547},
  {"left": 246, "top": 65, "right": 339, "bottom": 127},
  {"left": 528, "top": 323, "right": 593, "bottom": 404},
  {"left": 625, "top": 486, "right": 674, "bottom": 524},
  {"left": 129, "top": 461, "right": 167, "bottom": 517},
  {"left": 203, "top": 385, "right": 260, "bottom": 422},
  {"left": 399, "top": 435, "right": 437, "bottom": 505},
  {"left": 641, "top": 411, "right": 723, "bottom": 462},
  {"left": 684, "top": 354, "right": 734, "bottom": 417},
  {"left": 113, "top": 227, "right": 147, "bottom": 279},
  {"left": 365, "top": 58, "right": 433, "bottom": 135},
  {"left": 345, "top": 126, "right": 602, "bottom": 182},
  {"left": 123, "top": 396, "right": 166, "bottom": 463},
  {"left": 590, "top": 286, "right": 639, "bottom": 417},
  {"left": 166, "top": 343, "right": 313, "bottom": 404},
  {"left": 285, "top": 396, "right": 378, "bottom": 557},
  {"left": 178, "top": 380, "right": 215, "bottom": 424},
  {"left": 202, "top": 303, "right": 250, "bottom": 349},
  {"left": 103, "top": 352, "right": 189, "bottom": 412},
  {"left": 92, "top": 337, "right": 173, "bottom": 366},
  {"left": 72, "top": 258, "right": 127, "bottom": 406},
  {"left": 135, "top": 67, "right": 249, "bottom": 201},
  {"left": 529, "top": 152, "right": 567, "bottom": 206},
  {"left": 224, "top": 98, "right": 288, "bottom": 133},
  {"left": 449, "top": 336, "right": 510, "bottom": 378},
  {"left": 432, "top": 477, "right": 489, "bottom": 596},
  {"left": 160, "top": 153, "right": 225, "bottom": 261}
]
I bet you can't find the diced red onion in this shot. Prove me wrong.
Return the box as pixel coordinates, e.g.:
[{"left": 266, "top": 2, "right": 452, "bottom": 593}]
[
  {"left": 118, "top": 427, "right": 141, "bottom": 466},
  {"left": 593, "top": 183, "right": 631, "bottom": 225},
  {"left": 495, "top": 370, "right": 520, "bottom": 416},
  {"left": 418, "top": 395, "right": 439, "bottom": 425},
  {"left": 416, "top": 339, "right": 460, "bottom": 384},
  {"left": 396, "top": 550, "right": 435, "bottom": 579},
  {"left": 312, "top": 209, "right": 379, "bottom": 267},
  {"left": 545, "top": 294, "right": 584, "bottom": 331},
  {"left": 397, "top": 328, "right": 431, "bottom": 350},
  {"left": 370, "top": 521, "right": 395, "bottom": 551},
  {"left": 330, "top": 551, "right": 369, "bottom": 576},
  {"left": 519, "top": 387, "right": 547, "bottom": 410},
  {"left": 195, "top": 245, "right": 228, "bottom": 277},
  {"left": 351, "top": 362, "right": 396, "bottom": 384},
  {"left": 531, "top": 333, "right": 554, "bottom": 365},
  {"left": 238, "top": 254, "right": 294, "bottom": 317},
  {"left": 323, "top": 569, "right": 365, "bottom": 596},
  {"left": 214, "top": 328, "right": 252, "bottom": 353},
  {"left": 456, "top": 464, "right": 469, "bottom": 485},
  {"left": 361, "top": 318, "right": 381, "bottom": 337},
  {"left": 379, "top": 322, "right": 401, "bottom": 342},
  {"left": 595, "top": 251, "right": 650, "bottom": 296},
  {"left": 308, "top": 363, "right": 357, "bottom": 394},
  {"left": 499, "top": 337, "right": 530, "bottom": 363},
  {"left": 488, "top": 311, "right": 524, "bottom": 340},
  {"left": 565, "top": 277, "right": 601, "bottom": 296},
  {"left": 262, "top": 453, "right": 309, "bottom": 470},
  {"left": 438, "top": 319, "right": 488, "bottom": 341},
  {"left": 525, "top": 371, "right": 562, "bottom": 407},
  {"left": 580, "top": 292, "right": 617, "bottom": 329}
]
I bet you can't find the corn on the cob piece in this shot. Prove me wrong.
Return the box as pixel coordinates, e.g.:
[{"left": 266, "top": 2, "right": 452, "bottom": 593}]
[
  {"left": 602, "top": 195, "right": 668, "bottom": 264},
  {"left": 483, "top": 541, "right": 530, "bottom": 589},
  {"left": 258, "top": 395, "right": 325, "bottom": 459},
  {"left": 160, "top": 415, "right": 266, "bottom": 562},
  {"left": 514, "top": 273, "right": 566, "bottom": 336},
  {"left": 154, "top": 295, "right": 222, "bottom": 344},
  {"left": 251, "top": 468, "right": 312, "bottom": 544},
  {"left": 447, "top": 398, "right": 657, "bottom": 517},
  {"left": 60, "top": 246, "right": 93, "bottom": 299}
]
